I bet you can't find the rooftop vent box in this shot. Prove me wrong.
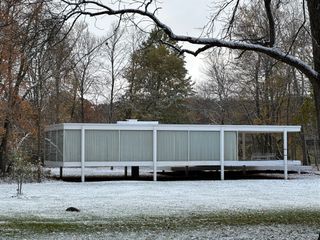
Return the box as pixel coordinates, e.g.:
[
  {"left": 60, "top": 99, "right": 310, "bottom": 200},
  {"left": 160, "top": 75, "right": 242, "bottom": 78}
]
[{"left": 116, "top": 119, "right": 159, "bottom": 125}]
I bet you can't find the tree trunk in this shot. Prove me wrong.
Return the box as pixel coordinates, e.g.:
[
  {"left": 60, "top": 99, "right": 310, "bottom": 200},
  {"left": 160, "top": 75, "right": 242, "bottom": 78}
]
[
  {"left": 0, "top": 118, "right": 11, "bottom": 174},
  {"left": 312, "top": 80, "right": 320, "bottom": 148},
  {"left": 254, "top": 55, "right": 261, "bottom": 120},
  {"left": 55, "top": 74, "right": 61, "bottom": 123},
  {"left": 80, "top": 69, "right": 87, "bottom": 123},
  {"left": 300, "top": 127, "right": 309, "bottom": 165},
  {"left": 307, "top": 0, "right": 320, "bottom": 153},
  {"left": 36, "top": 108, "right": 42, "bottom": 162},
  {"left": 70, "top": 79, "right": 78, "bottom": 121},
  {"left": 81, "top": 91, "right": 84, "bottom": 123},
  {"left": 109, "top": 57, "right": 115, "bottom": 123}
]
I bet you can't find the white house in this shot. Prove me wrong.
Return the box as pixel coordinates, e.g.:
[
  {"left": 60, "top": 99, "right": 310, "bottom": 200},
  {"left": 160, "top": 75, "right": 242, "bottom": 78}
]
[{"left": 44, "top": 119, "right": 301, "bottom": 182}]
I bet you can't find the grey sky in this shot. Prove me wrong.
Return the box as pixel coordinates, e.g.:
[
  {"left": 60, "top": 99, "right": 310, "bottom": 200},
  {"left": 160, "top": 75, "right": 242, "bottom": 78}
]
[
  {"left": 158, "top": 0, "right": 213, "bottom": 82},
  {"left": 83, "top": 0, "right": 215, "bottom": 83}
]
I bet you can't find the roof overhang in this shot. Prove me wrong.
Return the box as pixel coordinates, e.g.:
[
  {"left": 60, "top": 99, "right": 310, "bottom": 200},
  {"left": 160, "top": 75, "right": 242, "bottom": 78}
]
[{"left": 45, "top": 123, "right": 301, "bottom": 133}]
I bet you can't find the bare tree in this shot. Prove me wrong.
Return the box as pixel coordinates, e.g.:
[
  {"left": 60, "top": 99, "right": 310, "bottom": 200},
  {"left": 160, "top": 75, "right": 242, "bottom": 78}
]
[
  {"left": 121, "top": 27, "right": 146, "bottom": 119},
  {"left": 26, "top": 28, "right": 53, "bottom": 176},
  {"left": 0, "top": 0, "right": 62, "bottom": 173},
  {"left": 70, "top": 23, "right": 101, "bottom": 123},
  {"left": 200, "top": 50, "right": 236, "bottom": 124},
  {"left": 102, "top": 22, "right": 128, "bottom": 123},
  {"left": 49, "top": 28, "right": 74, "bottom": 124},
  {"left": 62, "top": 0, "right": 320, "bottom": 142}
]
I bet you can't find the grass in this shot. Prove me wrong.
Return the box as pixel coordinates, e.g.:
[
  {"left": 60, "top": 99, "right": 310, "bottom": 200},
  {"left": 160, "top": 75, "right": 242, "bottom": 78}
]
[{"left": 0, "top": 209, "right": 320, "bottom": 237}]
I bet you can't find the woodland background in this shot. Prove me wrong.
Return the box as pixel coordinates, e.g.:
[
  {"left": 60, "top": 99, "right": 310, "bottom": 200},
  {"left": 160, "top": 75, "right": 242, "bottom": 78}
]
[{"left": 0, "top": 0, "right": 319, "bottom": 175}]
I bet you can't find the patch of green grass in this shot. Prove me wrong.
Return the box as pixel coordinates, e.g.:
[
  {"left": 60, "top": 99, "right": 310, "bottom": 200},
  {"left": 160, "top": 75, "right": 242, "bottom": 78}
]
[{"left": 0, "top": 209, "right": 319, "bottom": 237}]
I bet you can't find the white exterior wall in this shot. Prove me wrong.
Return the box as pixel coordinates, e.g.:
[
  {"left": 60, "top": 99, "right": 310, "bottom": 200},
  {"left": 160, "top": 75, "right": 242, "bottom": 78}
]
[{"left": 44, "top": 122, "right": 301, "bottom": 181}]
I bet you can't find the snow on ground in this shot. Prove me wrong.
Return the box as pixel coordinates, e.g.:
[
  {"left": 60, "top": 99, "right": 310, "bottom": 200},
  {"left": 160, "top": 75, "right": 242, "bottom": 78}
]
[
  {"left": 1, "top": 172, "right": 320, "bottom": 239},
  {"left": 0, "top": 173, "right": 320, "bottom": 220},
  {"left": 2, "top": 224, "right": 319, "bottom": 240}
]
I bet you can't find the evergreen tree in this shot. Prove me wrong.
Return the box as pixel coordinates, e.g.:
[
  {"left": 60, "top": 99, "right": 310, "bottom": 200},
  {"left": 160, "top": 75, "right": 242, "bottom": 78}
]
[{"left": 124, "top": 29, "right": 193, "bottom": 123}]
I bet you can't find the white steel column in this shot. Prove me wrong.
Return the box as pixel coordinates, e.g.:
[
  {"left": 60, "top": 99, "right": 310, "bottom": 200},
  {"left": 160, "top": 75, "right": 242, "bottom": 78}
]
[
  {"left": 283, "top": 129, "right": 288, "bottom": 180},
  {"left": 81, "top": 126, "right": 85, "bottom": 182},
  {"left": 153, "top": 128, "right": 157, "bottom": 181},
  {"left": 220, "top": 128, "right": 225, "bottom": 180},
  {"left": 118, "top": 130, "right": 121, "bottom": 161},
  {"left": 242, "top": 132, "right": 246, "bottom": 160},
  {"left": 187, "top": 131, "right": 190, "bottom": 162}
]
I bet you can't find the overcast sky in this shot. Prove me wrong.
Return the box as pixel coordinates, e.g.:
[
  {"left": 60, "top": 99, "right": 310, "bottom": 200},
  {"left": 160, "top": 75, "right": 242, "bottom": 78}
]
[
  {"left": 158, "top": 0, "right": 214, "bottom": 83},
  {"left": 83, "top": 0, "right": 215, "bottom": 83}
]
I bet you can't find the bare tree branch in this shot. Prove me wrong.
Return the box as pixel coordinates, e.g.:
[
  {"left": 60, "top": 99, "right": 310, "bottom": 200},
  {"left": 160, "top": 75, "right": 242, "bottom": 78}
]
[
  {"left": 145, "top": 0, "right": 153, "bottom": 12},
  {"left": 286, "top": 0, "right": 306, "bottom": 55},
  {"left": 226, "top": 0, "right": 241, "bottom": 38},
  {"left": 209, "top": 0, "right": 236, "bottom": 32},
  {"left": 264, "top": 0, "right": 275, "bottom": 47},
  {"left": 62, "top": 0, "right": 319, "bottom": 82}
]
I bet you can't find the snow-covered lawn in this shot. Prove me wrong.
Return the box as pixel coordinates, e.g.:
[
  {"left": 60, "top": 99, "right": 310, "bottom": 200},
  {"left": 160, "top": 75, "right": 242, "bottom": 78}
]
[
  {"left": 1, "top": 173, "right": 320, "bottom": 239},
  {"left": 0, "top": 174, "right": 319, "bottom": 220}
]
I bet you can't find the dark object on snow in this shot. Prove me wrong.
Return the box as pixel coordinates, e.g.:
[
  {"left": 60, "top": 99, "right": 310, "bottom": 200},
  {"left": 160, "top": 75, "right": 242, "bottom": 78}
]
[
  {"left": 318, "top": 233, "right": 320, "bottom": 240},
  {"left": 66, "top": 207, "right": 80, "bottom": 212}
]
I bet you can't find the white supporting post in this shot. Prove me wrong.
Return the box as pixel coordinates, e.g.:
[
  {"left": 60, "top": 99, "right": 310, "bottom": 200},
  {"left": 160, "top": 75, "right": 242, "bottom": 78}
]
[
  {"left": 153, "top": 128, "right": 157, "bottom": 181},
  {"left": 220, "top": 128, "right": 225, "bottom": 180},
  {"left": 283, "top": 129, "right": 288, "bottom": 180},
  {"left": 118, "top": 130, "right": 121, "bottom": 161},
  {"left": 81, "top": 126, "right": 85, "bottom": 183},
  {"left": 242, "top": 132, "right": 246, "bottom": 160},
  {"left": 187, "top": 131, "right": 190, "bottom": 162}
]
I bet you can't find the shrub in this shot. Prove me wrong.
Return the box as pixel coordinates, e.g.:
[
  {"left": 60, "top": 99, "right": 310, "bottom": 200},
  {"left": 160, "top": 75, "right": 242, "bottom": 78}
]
[{"left": 10, "top": 152, "right": 35, "bottom": 196}]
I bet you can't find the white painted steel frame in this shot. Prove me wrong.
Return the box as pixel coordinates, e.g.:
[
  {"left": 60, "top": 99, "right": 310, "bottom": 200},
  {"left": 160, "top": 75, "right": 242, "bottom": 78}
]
[
  {"left": 44, "top": 123, "right": 301, "bottom": 182},
  {"left": 45, "top": 123, "right": 301, "bottom": 133},
  {"left": 284, "top": 130, "right": 288, "bottom": 180},
  {"left": 220, "top": 128, "right": 224, "bottom": 180},
  {"left": 153, "top": 129, "right": 157, "bottom": 181},
  {"left": 45, "top": 160, "right": 301, "bottom": 167},
  {"left": 81, "top": 126, "right": 85, "bottom": 182}
]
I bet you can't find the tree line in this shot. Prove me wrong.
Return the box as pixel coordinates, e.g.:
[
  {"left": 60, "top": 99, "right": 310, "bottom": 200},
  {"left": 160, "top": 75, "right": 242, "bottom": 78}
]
[{"left": 0, "top": 0, "right": 318, "bottom": 175}]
